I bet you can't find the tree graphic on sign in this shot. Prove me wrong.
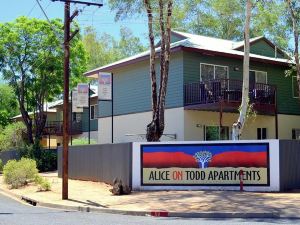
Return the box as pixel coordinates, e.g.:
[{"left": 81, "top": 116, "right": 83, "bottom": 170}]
[{"left": 193, "top": 151, "right": 212, "bottom": 168}]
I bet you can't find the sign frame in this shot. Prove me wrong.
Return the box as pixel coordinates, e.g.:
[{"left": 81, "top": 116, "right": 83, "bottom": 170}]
[
  {"left": 140, "top": 142, "right": 270, "bottom": 187},
  {"left": 77, "top": 83, "right": 89, "bottom": 108},
  {"left": 98, "top": 72, "right": 112, "bottom": 101}
]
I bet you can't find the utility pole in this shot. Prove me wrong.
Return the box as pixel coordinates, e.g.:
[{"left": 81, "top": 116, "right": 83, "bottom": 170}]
[{"left": 52, "top": 0, "right": 103, "bottom": 200}]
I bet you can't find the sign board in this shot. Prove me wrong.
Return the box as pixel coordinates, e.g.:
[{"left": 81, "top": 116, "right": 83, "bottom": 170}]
[
  {"left": 141, "top": 143, "right": 270, "bottom": 186},
  {"left": 98, "top": 73, "right": 112, "bottom": 101},
  {"left": 72, "top": 90, "right": 83, "bottom": 113},
  {"left": 77, "top": 83, "right": 89, "bottom": 107}
]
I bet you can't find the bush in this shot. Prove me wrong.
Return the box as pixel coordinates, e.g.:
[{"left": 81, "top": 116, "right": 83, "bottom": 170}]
[
  {"left": 0, "top": 122, "right": 26, "bottom": 152},
  {"left": 34, "top": 174, "right": 51, "bottom": 191},
  {"left": 72, "top": 137, "right": 97, "bottom": 145},
  {"left": 0, "top": 159, "right": 3, "bottom": 172},
  {"left": 19, "top": 143, "right": 57, "bottom": 172},
  {"left": 3, "top": 158, "right": 38, "bottom": 189}
]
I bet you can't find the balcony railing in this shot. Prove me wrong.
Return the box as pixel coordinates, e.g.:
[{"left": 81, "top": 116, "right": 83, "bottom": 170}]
[
  {"left": 184, "top": 79, "right": 276, "bottom": 114},
  {"left": 43, "top": 120, "right": 82, "bottom": 136}
]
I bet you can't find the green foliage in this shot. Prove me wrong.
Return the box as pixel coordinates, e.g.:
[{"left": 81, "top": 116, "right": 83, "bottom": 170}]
[
  {"left": 83, "top": 26, "right": 146, "bottom": 70},
  {"left": 3, "top": 158, "right": 38, "bottom": 189},
  {"left": 0, "top": 84, "right": 18, "bottom": 127},
  {"left": 0, "top": 159, "right": 3, "bottom": 172},
  {"left": 0, "top": 16, "right": 87, "bottom": 145},
  {"left": 108, "top": 0, "right": 290, "bottom": 50},
  {"left": 0, "top": 16, "right": 87, "bottom": 103},
  {"left": 18, "top": 143, "right": 57, "bottom": 172},
  {"left": 0, "top": 122, "right": 26, "bottom": 152},
  {"left": 34, "top": 174, "right": 51, "bottom": 191},
  {"left": 71, "top": 137, "right": 97, "bottom": 145}
]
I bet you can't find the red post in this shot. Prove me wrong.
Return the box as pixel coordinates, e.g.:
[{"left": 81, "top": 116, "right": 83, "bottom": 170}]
[{"left": 239, "top": 169, "right": 244, "bottom": 192}]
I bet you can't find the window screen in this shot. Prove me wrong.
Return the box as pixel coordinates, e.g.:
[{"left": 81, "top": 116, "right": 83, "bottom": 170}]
[
  {"left": 201, "top": 64, "right": 214, "bottom": 82},
  {"left": 255, "top": 71, "right": 267, "bottom": 84},
  {"left": 215, "top": 66, "right": 228, "bottom": 80}
]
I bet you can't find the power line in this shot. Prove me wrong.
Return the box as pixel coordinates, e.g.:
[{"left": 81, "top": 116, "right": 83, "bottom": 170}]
[{"left": 27, "top": 2, "right": 38, "bottom": 17}]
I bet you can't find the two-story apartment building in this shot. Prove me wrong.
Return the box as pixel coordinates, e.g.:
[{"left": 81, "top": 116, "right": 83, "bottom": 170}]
[
  {"left": 85, "top": 31, "right": 300, "bottom": 143},
  {"left": 46, "top": 85, "right": 99, "bottom": 146}
]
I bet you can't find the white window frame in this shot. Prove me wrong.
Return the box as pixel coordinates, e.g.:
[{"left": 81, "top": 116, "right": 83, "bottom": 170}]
[
  {"left": 200, "top": 63, "right": 229, "bottom": 82},
  {"left": 292, "top": 76, "right": 299, "bottom": 98},
  {"left": 250, "top": 70, "right": 268, "bottom": 84},
  {"left": 90, "top": 104, "right": 97, "bottom": 120}
]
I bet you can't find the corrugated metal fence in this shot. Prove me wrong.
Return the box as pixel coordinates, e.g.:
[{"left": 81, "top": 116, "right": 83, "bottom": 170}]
[
  {"left": 280, "top": 140, "right": 300, "bottom": 191},
  {"left": 0, "top": 150, "right": 20, "bottom": 165},
  {"left": 57, "top": 143, "right": 132, "bottom": 187}
]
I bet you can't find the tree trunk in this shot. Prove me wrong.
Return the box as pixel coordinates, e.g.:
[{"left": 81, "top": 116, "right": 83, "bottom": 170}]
[
  {"left": 144, "top": 0, "right": 159, "bottom": 142},
  {"left": 145, "top": 0, "right": 173, "bottom": 142},
  {"left": 232, "top": 0, "right": 252, "bottom": 140}
]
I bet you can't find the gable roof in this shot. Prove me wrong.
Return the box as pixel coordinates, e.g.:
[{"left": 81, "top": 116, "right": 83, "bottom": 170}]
[{"left": 85, "top": 31, "right": 291, "bottom": 77}]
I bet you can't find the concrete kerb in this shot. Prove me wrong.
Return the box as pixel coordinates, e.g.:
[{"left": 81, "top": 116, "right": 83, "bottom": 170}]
[{"left": 0, "top": 187, "right": 284, "bottom": 219}]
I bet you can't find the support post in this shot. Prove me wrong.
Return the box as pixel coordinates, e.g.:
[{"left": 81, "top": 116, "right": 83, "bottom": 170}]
[
  {"left": 88, "top": 83, "right": 91, "bottom": 144},
  {"left": 111, "top": 73, "right": 114, "bottom": 144},
  {"left": 275, "top": 87, "right": 278, "bottom": 139},
  {"left": 71, "top": 90, "right": 73, "bottom": 145},
  {"left": 62, "top": 0, "right": 70, "bottom": 200}
]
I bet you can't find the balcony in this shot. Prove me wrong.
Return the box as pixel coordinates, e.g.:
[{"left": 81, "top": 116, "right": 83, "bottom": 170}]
[
  {"left": 43, "top": 120, "right": 83, "bottom": 136},
  {"left": 184, "top": 79, "right": 276, "bottom": 115}
]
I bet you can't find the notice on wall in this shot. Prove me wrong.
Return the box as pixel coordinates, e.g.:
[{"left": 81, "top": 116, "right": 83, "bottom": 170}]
[
  {"left": 98, "top": 72, "right": 112, "bottom": 101},
  {"left": 72, "top": 90, "right": 83, "bottom": 113},
  {"left": 77, "top": 83, "right": 89, "bottom": 107},
  {"left": 141, "top": 143, "right": 269, "bottom": 186}
]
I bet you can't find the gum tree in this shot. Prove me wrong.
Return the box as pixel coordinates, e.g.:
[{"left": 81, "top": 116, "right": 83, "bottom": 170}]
[
  {"left": 0, "top": 17, "right": 87, "bottom": 145},
  {"left": 232, "top": 0, "right": 252, "bottom": 140},
  {"left": 286, "top": 0, "right": 300, "bottom": 99}
]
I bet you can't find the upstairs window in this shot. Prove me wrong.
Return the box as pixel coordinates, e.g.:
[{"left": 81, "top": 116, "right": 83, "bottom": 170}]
[
  {"left": 292, "top": 76, "right": 299, "bottom": 98},
  {"left": 200, "top": 63, "right": 228, "bottom": 82},
  {"left": 250, "top": 70, "right": 267, "bottom": 84}
]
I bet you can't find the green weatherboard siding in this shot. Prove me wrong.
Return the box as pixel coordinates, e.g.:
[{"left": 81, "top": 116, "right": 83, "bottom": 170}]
[
  {"left": 250, "top": 40, "right": 285, "bottom": 59},
  {"left": 97, "top": 49, "right": 299, "bottom": 118},
  {"left": 235, "top": 39, "right": 285, "bottom": 59},
  {"left": 183, "top": 51, "right": 300, "bottom": 115},
  {"left": 82, "top": 108, "right": 98, "bottom": 132},
  {"left": 98, "top": 52, "right": 183, "bottom": 118}
]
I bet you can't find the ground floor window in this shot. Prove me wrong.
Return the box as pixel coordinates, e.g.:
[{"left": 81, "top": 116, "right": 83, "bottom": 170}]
[
  {"left": 257, "top": 128, "right": 267, "bottom": 140},
  {"left": 205, "top": 126, "right": 229, "bottom": 140},
  {"left": 90, "top": 104, "right": 98, "bottom": 120},
  {"left": 292, "top": 129, "right": 300, "bottom": 140}
]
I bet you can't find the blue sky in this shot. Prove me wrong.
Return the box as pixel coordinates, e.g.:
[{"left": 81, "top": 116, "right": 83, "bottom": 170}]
[
  {"left": 0, "top": 0, "right": 148, "bottom": 42},
  {"left": 0, "top": 0, "right": 149, "bottom": 83}
]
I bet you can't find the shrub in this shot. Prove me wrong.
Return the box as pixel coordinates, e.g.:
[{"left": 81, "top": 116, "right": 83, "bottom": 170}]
[
  {"left": 34, "top": 174, "right": 51, "bottom": 191},
  {"left": 0, "top": 122, "right": 26, "bottom": 152},
  {"left": 18, "top": 143, "right": 57, "bottom": 172},
  {"left": 72, "top": 137, "right": 97, "bottom": 145},
  {"left": 3, "top": 158, "right": 38, "bottom": 189},
  {"left": 0, "top": 159, "right": 3, "bottom": 172}
]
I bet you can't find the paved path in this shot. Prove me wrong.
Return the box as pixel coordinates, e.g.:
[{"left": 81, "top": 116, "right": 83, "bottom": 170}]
[
  {"left": 1, "top": 192, "right": 300, "bottom": 225},
  {"left": 3, "top": 173, "right": 300, "bottom": 217}
]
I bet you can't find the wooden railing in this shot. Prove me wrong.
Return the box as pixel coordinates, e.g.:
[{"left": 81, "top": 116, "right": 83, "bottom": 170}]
[
  {"left": 184, "top": 79, "right": 276, "bottom": 107},
  {"left": 43, "top": 120, "right": 82, "bottom": 136}
]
